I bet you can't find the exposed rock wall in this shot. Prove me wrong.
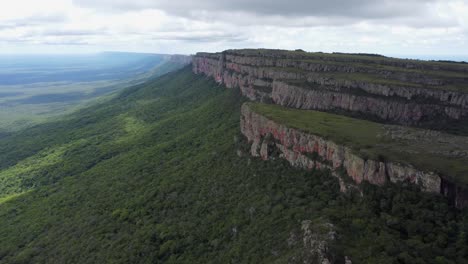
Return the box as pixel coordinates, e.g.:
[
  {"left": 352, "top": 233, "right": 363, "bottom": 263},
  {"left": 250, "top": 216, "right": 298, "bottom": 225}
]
[
  {"left": 240, "top": 103, "right": 468, "bottom": 208},
  {"left": 301, "top": 220, "right": 337, "bottom": 264},
  {"left": 271, "top": 81, "right": 465, "bottom": 123},
  {"left": 193, "top": 51, "right": 468, "bottom": 126},
  {"left": 221, "top": 49, "right": 468, "bottom": 74},
  {"left": 287, "top": 220, "right": 353, "bottom": 264},
  {"left": 192, "top": 49, "right": 468, "bottom": 208}
]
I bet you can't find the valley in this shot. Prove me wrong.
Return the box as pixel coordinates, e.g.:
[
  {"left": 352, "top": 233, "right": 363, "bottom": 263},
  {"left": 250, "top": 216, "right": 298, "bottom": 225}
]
[{"left": 0, "top": 52, "right": 190, "bottom": 133}]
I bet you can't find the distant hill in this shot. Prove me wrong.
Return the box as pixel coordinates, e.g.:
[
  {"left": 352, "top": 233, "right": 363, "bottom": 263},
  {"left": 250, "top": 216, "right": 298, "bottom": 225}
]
[
  {"left": 0, "top": 52, "right": 170, "bottom": 85},
  {"left": 0, "top": 52, "right": 190, "bottom": 132}
]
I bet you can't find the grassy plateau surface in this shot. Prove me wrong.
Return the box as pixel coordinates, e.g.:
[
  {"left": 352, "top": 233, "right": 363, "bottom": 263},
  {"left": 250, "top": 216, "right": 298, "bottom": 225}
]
[
  {"left": 249, "top": 102, "right": 468, "bottom": 185},
  {"left": 223, "top": 49, "right": 468, "bottom": 93}
]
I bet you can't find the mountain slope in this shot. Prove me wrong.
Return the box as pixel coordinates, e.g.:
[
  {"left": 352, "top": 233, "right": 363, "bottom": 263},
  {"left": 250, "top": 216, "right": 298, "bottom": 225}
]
[{"left": 0, "top": 67, "right": 467, "bottom": 263}]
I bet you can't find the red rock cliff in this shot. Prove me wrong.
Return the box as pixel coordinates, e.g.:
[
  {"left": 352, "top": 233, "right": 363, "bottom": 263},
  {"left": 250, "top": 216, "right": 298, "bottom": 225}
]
[
  {"left": 240, "top": 103, "right": 468, "bottom": 208},
  {"left": 193, "top": 50, "right": 468, "bottom": 126}
]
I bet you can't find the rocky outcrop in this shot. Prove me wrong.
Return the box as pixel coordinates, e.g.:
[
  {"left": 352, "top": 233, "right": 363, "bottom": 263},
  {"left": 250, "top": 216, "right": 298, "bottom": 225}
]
[
  {"left": 287, "top": 220, "right": 343, "bottom": 264},
  {"left": 193, "top": 50, "right": 468, "bottom": 126},
  {"left": 240, "top": 103, "right": 468, "bottom": 208},
  {"left": 271, "top": 81, "right": 466, "bottom": 123},
  {"left": 300, "top": 220, "right": 337, "bottom": 264}
]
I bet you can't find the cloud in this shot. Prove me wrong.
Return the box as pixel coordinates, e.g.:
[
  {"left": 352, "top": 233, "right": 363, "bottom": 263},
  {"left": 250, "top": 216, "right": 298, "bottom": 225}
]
[
  {"left": 74, "top": 0, "right": 432, "bottom": 18},
  {"left": 37, "top": 29, "right": 105, "bottom": 37},
  {"left": 0, "top": 0, "right": 466, "bottom": 56},
  {"left": 151, "top": 32, "right": 248, "bottom": 43},
  {"left": 72, "top": 0, "right": 463, "bottom": 29},
  {"left": 0, "top": 14, "right": 67, "bottom": 30},
  {"left": 41, "top": 40, "right": 91, "bottom": 45}
]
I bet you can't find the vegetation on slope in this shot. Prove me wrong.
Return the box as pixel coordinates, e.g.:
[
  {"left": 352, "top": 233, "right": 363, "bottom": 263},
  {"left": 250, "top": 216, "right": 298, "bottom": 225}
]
[{"left": 0, "top": 67, "right": 467, "bottom": 263}]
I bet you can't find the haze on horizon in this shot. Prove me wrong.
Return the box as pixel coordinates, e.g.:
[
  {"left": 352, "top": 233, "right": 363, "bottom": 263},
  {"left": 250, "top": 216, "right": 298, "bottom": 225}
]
[{"left": 0, "top": 0, "right": 467, "bottom": 60}]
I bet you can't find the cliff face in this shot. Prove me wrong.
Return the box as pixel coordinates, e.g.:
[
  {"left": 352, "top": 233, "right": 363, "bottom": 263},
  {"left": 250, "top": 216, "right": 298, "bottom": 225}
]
[
  {"left": 240, "top": 103, "right": 468, "bottom": 208},
  {"left": 192, "top": 49, "right": 468, "bottom": 208},
  {"left": 193, "top": 50, "right": 468, "bottom": 126}
]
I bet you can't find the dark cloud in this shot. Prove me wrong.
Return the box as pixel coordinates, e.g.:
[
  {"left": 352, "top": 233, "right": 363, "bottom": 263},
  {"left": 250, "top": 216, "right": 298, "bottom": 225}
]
[
  {"left": 74, "top": 0, "right": 437, "bottom": 19},
  {"left": 1, "top": 0, "right": 463, "bottom": 55}
]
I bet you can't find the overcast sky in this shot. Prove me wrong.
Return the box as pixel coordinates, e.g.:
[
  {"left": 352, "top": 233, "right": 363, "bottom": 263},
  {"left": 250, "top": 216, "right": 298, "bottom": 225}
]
[{"left": 0, "top": 0, "right": 467, "bottom": 58}]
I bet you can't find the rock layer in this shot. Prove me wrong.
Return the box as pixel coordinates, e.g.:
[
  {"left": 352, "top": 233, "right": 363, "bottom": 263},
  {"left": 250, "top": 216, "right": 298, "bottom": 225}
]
[
  {"left": 192, "top": 49, "right": 468, "bottom": 208},
  {"left": 240, "top": 103, "right": 468, "bottom": 208},
  {"left": 193, "top": 50, "right": 468, "bottom": 126}
]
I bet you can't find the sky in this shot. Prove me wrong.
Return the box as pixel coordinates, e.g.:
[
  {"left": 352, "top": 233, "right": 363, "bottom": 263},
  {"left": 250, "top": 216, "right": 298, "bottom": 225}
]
[{"left": 0, "top": 0, "right": 467, "bottom": 59}]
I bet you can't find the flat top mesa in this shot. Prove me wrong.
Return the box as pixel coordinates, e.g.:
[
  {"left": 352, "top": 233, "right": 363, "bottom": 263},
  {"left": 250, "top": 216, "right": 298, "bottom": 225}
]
[{"left": 192, "top": 48, "right": 468, "bottom": 208}]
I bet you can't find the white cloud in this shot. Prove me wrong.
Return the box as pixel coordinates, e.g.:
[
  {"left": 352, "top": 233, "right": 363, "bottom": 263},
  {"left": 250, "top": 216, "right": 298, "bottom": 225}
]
[{"left": 0, "top": 0, "right": 466, "bottom": 57}]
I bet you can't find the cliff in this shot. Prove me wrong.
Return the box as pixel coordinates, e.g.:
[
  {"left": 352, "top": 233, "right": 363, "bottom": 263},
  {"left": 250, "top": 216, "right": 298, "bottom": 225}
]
[
  {"left": 193, "top": 49, "right": 468, "bottom": 127},
  {"left": 192, "top": 49, "right": 468, "bottom": 208},
  {"left": 240, "top": 103, "right": 468, "bottom": 208}
]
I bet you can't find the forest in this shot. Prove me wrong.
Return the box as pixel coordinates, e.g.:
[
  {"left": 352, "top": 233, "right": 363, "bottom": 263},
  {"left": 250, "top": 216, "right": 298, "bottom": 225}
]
[{"left": 0, "top": 67, "right": 466, "bottom": 263}]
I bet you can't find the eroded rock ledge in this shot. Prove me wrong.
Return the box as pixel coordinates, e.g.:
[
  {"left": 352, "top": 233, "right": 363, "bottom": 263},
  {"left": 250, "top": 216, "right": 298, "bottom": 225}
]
[
  {"left": 240, "top": 103, "right": 468, "bottom": 208},
  {"left": 193, "top": 50, "right": 468, "bottom": 127}
]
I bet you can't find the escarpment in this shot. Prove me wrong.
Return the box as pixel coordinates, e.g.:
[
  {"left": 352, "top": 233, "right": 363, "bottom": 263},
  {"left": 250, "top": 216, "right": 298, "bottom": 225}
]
[
  {"left": 192, "top": 49, "right": 468, "bottom": 208},
  {"left": 240, "top": 103, "right": 468, "bottom": 208},
  {"left": 193, "top": 49, "right": 468, "bottom": 127}
]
